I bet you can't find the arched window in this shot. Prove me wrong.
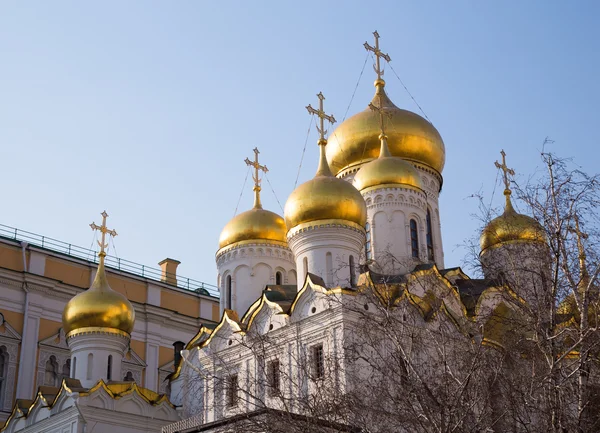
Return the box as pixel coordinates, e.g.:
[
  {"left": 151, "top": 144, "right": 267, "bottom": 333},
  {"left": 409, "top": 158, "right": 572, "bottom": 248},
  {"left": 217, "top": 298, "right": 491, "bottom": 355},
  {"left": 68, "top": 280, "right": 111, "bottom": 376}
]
[
  {"left": 45, "top": 355, "right": 59, "bottom": 386},
  {"left": 72, "top": 357, "right": 77, "bottom": 378},
  {"left": 410, "top": 219, "right": 419, "bottom": 258},
  {"left": 61, "top": 359, "right": 70, "bottom": 383},
  {"left": 349, "top": 255, "right": 356, "bottom": 286},
  {"left": 226, "top": 275, "right": 232, "bottom": 309},
  {"left": 275, "top": 271, "right": 282, "bottom": 285},
  {"left": 86, "top": 354, "right": 93, "bottom": 381},
  {"left": 365, "top": 222, "right": 372, "bottom": 260},
  {"left": 325, "top": 252, "right": 333, "bottom": 287},
  {"left": 124, "top": 371, "right": 134, "bottom": 381},
  {"left": 173, "top": 341, "right": 185, "bottom": 367},
  {"left": 426, "top": 209, "right": 434, "bottom": 261},
  {"left": 107, "top": 355, "right": 112, "bottom": 381},
  {"left": 0, "top": 346, "right": 7, "bottom": 407}
]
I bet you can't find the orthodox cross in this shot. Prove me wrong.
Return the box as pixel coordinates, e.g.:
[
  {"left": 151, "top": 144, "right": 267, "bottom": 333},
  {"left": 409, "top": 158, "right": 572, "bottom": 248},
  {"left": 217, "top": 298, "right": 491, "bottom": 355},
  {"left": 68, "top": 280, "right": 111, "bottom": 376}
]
[
  {"left": 369, "top": 99, "right": 392, "bottom": 136},
  {"left": 306, "top": 92, "right": 336, "bottom": 142},
  {"left": 364, "top": 30, "right": 391, "bottom": 81},
  {"left": 495, "top": 150, "right": 515, "bottom": 191},
  {"left": 245, "top": 148, "right": 268, "bottom": 208},
  {"left": 90, "top": 211, "right": 117, "bottom": 257}
]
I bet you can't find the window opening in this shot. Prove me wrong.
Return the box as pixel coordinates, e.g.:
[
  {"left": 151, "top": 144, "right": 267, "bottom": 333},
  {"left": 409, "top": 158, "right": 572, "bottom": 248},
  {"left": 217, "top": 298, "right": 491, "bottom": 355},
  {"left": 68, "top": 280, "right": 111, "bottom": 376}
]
[
  {"left": 61, "top": 359, "right": 70, "bottom": 383},
  {"left": 45, "top": 355, "right": 59, "bottom": 386},
  {"left": 226, "top": 275, "right": 232, "bottom": 309},
  {"left": 226, "top": 374, "right": 239, "bottom": 407},
  {"left": 124, "top": 371, "right": 134, "bottom": 381},
  {"left": 0, "top": 346, "right": 6, "bottom": 407},
  {"left": 312, "top": 344, "right": 325, "bottom": 379},
  {"left": 365, "top": 222, "right": 372, "bottom": 260},
  {"left": 107, "top": 355, "right": 112, "bottom": 381},
  {"left": 275, "top": 271, "right": 282, "bottom": 285},
  {"left": 410, "top": 219, "right": 419, "bottom": 258},
  {"left": 87, "top": 354, "right": 93, "bottom": 381},
  {"left": 268, "top": 360, "right": 280, "bottom": 395},
  {"left": 349, "top": 255, "right": 356, "bottom": 286},
  {"left": 426, "top": 209, "right": 434, "bottom": 261}
]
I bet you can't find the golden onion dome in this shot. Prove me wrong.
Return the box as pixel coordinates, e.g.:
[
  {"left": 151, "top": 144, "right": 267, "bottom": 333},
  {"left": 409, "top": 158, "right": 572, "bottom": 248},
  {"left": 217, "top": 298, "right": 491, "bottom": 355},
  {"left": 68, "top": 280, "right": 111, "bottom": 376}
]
[
  {"left": 353, "top": 133, "right": 424, "bottom": 192},
  {"left": 285, "top": 139, "right": 367, "bottom": 230},
  {"left": 480, "top": 192, "right": 546, "bottom": 252},
  {"left": 62, "top": 253, "right": 135, "bottom": 336},
  {"left": 218, "top": 207, "right": 287, "bottom": 250},
  {"left": 326, "top": 79, "right": 445, "bottom": 177}
]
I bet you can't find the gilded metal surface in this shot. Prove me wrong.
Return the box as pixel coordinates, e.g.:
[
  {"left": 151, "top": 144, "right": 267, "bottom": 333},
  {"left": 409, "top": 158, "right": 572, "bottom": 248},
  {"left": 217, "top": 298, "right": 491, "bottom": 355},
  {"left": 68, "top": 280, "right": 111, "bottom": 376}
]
[
  {"left": 244, "top": 147, "right": 268, "bottom": 209},
  {"left": 480, "top": 194, "right": 546, "bottom": 252},
  {"left": 62, "top": 212, "right": 135, "bottom": 335},
  {"left": 285, "top": 92, "right": 366, "bottom": 229},
  {"left": 364, "top": 30, "right": 391, "bottom": 82},
  {"left": 218, "top": 207, "right": 287, "bottom": 249},
  {"left": 285, "top": 144, "right": 367, "bottom": 229},
  {"left": 326, "top": 81, "right": 446, "bottom": 175},
  {"left": 353, "top": 146, "right": 424, "bottom": 191}
]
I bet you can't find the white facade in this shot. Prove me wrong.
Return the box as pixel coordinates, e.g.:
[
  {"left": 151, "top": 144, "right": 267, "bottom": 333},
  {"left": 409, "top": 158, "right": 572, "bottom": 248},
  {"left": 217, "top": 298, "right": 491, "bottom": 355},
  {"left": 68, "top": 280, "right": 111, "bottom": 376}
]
[
  {"left": 287, "top": 222, "right": 365, "bottom": 289},
  {"left": 216, "top": 242, "right": 296, "bottom": 316}
]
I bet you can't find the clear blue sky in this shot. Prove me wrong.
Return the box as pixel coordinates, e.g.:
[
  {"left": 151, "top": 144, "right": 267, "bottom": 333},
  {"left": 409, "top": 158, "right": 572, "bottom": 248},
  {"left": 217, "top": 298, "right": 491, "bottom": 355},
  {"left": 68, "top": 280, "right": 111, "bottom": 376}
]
[{"left": 1, "top": 1, "right": 598, "bottom": 287}]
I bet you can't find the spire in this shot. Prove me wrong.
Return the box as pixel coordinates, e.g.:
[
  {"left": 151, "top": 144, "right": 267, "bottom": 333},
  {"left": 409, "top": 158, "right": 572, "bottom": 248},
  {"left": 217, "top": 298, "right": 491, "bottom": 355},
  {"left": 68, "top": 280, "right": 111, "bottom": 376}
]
[
  {"left": 89, "top": 211, "right": 117, "bottom": 289},
  {"left": 368, "top": 94, "right": 393, "bottom": 158},
  {"left": 494, "top": 150, "right": 516, "bottom": 213},
  {"left": 306, "top": 92, "right": 336, "bottom": 177},
  {"left": 244, "top": 147, "right": 268, "bottom": 209},
  {"left": 364, "top": 30, "right": 391, "bottom": 89}
]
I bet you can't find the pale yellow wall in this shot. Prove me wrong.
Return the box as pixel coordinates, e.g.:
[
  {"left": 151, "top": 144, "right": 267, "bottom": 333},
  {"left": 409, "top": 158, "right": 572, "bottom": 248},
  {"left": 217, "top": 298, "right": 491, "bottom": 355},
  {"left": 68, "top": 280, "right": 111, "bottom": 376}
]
[
  {"left": 212, "top": 303, "right": 220, "bottom": 321},
  {"left": 129, "top": 339, "right": 146, "bottom": 361},
  {"left": 44, "top": 258, "right": 90, "bottom": 288},
  {"left": 38, "top": 318, "right": 62, "bottom": 341},
  {"left": 0, "top": 244, "right": 24, "bottom": 272},
  {"left": 0, "top": 309, "right": 24, "bottom": 334},
  {"left": 107, "top": 275, "right": 147, "bottom": 304},
  {"left": 159, "top": 345, "right": 173, "bottom": 367},
  {"left": 160, "top": 291, "right": 199, "bottom": 318}
]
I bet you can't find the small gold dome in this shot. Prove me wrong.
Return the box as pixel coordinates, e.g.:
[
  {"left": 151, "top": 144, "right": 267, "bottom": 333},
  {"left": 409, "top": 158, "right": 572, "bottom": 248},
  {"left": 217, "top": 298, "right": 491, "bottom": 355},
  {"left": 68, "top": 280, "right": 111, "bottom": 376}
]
[
  {"left": 480, "top": 194, "right": 546, "bottom": 252},
  {"left": 62, "top": 255, "right": 135, "bottom": 336},
  {"left": 353, "top": 134, "right": 424, "bottom": 192},
  {"left": 218, "top": 207, "right": 287, "bottom": 250},
  {"left": 326, "top": 80, "right": 446, "bottom": 177},
  {"left": 285, "top": 141, "right": 367, "bottom": 229}
]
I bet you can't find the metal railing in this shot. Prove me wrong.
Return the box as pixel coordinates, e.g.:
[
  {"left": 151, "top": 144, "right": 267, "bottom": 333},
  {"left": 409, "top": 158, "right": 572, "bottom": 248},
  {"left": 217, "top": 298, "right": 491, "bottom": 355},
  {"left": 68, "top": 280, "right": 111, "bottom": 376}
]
[{"left": 0, "top": 223, "right": 219, "bottom": 298}]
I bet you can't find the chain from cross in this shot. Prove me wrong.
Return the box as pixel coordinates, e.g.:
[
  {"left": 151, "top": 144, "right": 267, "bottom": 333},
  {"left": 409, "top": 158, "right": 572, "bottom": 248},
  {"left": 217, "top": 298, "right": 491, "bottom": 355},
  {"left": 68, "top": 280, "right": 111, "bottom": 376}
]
[
  {"left": 90, "top": 211, "right": 117, "bottom": 256},
  {"left": 364, "top": 30, "right": 391, "bottom": 81},
  {"left": 306, "top": 92, "right": 336, "bottom": 142},
  {"left": 244, "top": 147, "right": 268, "bottom": 191},
  {"left": 369, "top": 96, "right": 393, "bottom": 136},
  {"left": 494, "top": 150, "right": 515, "bottom": 191}
]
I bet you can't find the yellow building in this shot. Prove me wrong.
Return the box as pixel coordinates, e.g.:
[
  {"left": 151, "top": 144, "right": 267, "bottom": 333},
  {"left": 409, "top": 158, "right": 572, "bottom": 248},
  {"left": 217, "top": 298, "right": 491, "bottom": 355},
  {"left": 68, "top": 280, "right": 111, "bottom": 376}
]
[{"left": 0, "top": 222, "right": 220, "bottom": 423}]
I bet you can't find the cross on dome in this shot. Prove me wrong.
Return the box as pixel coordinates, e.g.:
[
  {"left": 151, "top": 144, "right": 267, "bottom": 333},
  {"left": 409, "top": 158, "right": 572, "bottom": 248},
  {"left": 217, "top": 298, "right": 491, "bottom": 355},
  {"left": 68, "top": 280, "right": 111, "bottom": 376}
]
[
  {"left": 368, "top": 98, "right": 393, "bottom": 137},
  {"left": 244, "top": 147, "right": 268, "bottom": 209},
  {"left": 364, "top": 30, "right": 391, "bottom": 82},
  {"left": 306, "top": 92, "right": 336, "bottom": 144},
  {"left": 90, "top": 211, "right": 117, "bottom": 259},
  {"left": 494, "top": 150, "right": 515, "bottom": 194}
]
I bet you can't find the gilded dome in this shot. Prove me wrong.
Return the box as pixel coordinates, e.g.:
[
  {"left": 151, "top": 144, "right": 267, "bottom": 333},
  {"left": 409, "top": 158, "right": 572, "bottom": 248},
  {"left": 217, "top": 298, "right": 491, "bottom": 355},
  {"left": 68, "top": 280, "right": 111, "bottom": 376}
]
[
  {"left": 285, "top": 141, "right": 367, "bottom": 230},
  {"left": 353, "top": 134, "right": 424, "bottom": 192},
  {"left": 326, "top": 80, "right": 445, "bottom": 176},
  {"left": 62, "top": 254, "right": 135, "bottom": 336},
  {"left": 218, "top": 207, "right": 287, "bottom": 250},
  {"left": 480, "top": 194, "right": 546, "bottom": 252}
]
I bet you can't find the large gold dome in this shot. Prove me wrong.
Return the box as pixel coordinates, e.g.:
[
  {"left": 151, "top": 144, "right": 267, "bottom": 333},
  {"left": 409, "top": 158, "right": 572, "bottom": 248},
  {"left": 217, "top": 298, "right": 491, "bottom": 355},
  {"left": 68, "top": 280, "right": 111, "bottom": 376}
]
[
  {"left": 480, "top": 195, "right": 546, "bottom": 252},
  {"left": 353, "top": 134, "right": 424, "bottom": 192},
  {"left": 218, "top": 207, "right": 287, "bottom": 250},
  {"left": 285, "top": 142, "right": 367, "bottom": 230},
  {"left": 326, "top": 80, "right": 445, "bottom": 176},
  {"left": 62, "top": 256, "right": 135, "bottom": 336}
]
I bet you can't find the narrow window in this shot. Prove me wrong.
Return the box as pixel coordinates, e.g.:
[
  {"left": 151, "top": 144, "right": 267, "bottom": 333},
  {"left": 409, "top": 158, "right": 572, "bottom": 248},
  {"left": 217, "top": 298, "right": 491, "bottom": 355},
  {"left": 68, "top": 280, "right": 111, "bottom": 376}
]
[
  {"left": 0, "top": 346, "right": 7, "bottom": 406},
  {"left": 173, "top": 341, "right": 185, "bottom": 367},
  {"left": 426, "top": 209, "right": 434, "bottom": 261},
  {"left": 86, "top": 353, "right": 93, "bottom": 381},
  {"left": 72, "top": 357, "right": 77, "bottom": 378},
  {"left": 275, "top": 271, "right": 282, "bottom": 285},
  {"left": 365, "top": 222, "right": 372, "bottom": 260},
  {"left": 61, "top": 359, "right": 71, "bottom": 383},
  {"left": 410, "top": 219, "right": 419, "bottom": 258},
  {"left": 326, "top": 252, "right": 333, "bottom": 287},
  {"left": 45, "top": 355, "right": 59, "bottom": 386},
  {"left": 303, "top": 257, "right": 308, "bottom": 276},
  {"left": 226, "top": 275, "right": 232, "bottom": 309},
  {"left": 107, "top": 355, "right": 112, "bottom": 381},
  {"left": 312, "top": 344, "right": 324, "bottom": 379},
  {"left": 226, "top": 374, "right": 238, "bottom": 407},
  {"left": 349, "top": 255, "right": 356, "bottom": 286},
  {"left": 268, "top": 360, "right": 280, "bottom": 396},
  {"left": 124, "top": 371, "right": 134, "bottom": 381}
]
